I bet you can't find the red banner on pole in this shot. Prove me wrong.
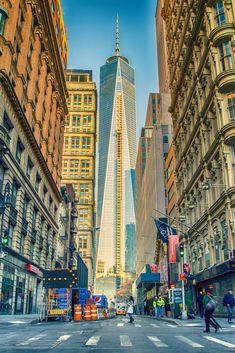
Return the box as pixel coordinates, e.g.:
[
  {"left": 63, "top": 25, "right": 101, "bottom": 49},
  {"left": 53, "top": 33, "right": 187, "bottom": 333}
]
[{"left": 168, "top": 235, "right": 179, "bottom": 263}]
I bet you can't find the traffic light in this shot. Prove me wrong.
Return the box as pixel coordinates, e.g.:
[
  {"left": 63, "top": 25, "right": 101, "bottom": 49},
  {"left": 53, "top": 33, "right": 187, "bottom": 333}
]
[
  {"left": 2, "top": 230, "right": 8, "bottom": 245},
  {"left": 180, "top": 244, "right": 184, "bottom": 257}
]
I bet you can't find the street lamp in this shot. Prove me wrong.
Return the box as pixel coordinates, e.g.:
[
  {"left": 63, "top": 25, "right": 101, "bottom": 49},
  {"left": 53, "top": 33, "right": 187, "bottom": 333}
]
[{"left": 0, "top": 182, "right": 12, "bottom": 259}]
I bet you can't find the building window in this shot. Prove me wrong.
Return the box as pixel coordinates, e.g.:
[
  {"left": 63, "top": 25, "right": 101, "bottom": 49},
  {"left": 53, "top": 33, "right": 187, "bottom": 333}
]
[
  {"left": 68, "top": 95, "right": 72, "bottom": 106},
  {"left": 228, "top": 95, "right": 235, "bottom": 120},
  {"left": 22, "top": 196, "right": 29, "bottom": 219},
  {"left": 42, "top": 186, "right": 47, "bottom": 204},
  {"left": 218, "top": 41, "right": 232, "bottom": 71},
  {"left": 163, "top": 135, "right": 169, "bottom": 144},
  {"left": 19, "top": 232, "right": 25, "bottom": 255},
  {"left": 168, "top": 184, "right": 174, "bottom": 202},
  {"left": 64, "top": 136, "right": 69, "bottom": 149},
  {"left": 26, "top": 158, "right": 33, "bottom": 179},
  {"left": 214, "top": 0, "right": 226, "bottom": 25},
  {"left": 15, "top": 139, "right": 24, "bottom": 164},
  {"left": 71, "top": 136, "right": 79, "bottom": 149},
  {"left": 0, "top": 9, "right": 7, "bottom": 36},
  {"left": 18, "top": 9, "right": 24, "bottom": 33},
  {"left": 79, "top": 236, "right": 88, "bottom": 249},
  {"left": 79, "top": 209, "right": 89, "bottom": 222},
  {"left": 73, "top": 94, "right": 82, "bottom": 106},
  {"left": 3, "top": 112, "right": 13, "bottom": 132},
  {"left": 83, "top": 116, "right": 91, "bottom": 127},
  {"left": 65, "top": 116, "right": 70, "bottom": 126},
  {"left": 81, "top": 160, "right": 90, "bottom": 175},
  {"left": 11, "top": 181, "right": 18, "bottom": 207},
  {"left": 51, "top": 0, "right": 55, "bottom": 14},
  {"left": 82, "top": 137, "right": 91, "bottom": 150},
  {"left": 167, "top": 159, "right": 173, "bottom": 180},
  {"left": 29, "top": 242, "right": 34, "bottom": 261},
  {"left": 84, "top": 94, "right": 92, "bottom": 106},
  {"left": 7, "top": 223, "right": 14, "bottom": 248},
  {"left": 80, "top": 183, "right": 89, "bottom": 197},
  {"left": 72, "top": 115, "right": 80, "bottom": 126},
  {"left": 35, "top": 173, "right": 41, "bottom": 193}
]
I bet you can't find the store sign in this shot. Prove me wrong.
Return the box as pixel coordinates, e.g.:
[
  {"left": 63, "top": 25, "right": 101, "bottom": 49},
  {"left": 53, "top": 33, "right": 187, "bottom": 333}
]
[
  {"left": 27, "top": 263, "right": 40, "bottom": 275},
  {"left": 169, "top": 235, "right": 179, "bottom": 263}
]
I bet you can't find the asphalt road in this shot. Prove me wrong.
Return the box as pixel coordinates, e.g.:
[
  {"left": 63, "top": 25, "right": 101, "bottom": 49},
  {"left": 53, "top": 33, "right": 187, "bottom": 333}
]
[{"left": 1, "top": 316, "right": 235, "bottom": 353}]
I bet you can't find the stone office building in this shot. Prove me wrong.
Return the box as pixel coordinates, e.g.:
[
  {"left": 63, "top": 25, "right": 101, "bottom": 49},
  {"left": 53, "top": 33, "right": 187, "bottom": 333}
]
[
  {"left": 0, "top": 0, "right": 68, "bottom": 314},
  {"left": 162, "top": 0, "right": 235, "bottom": 304}
]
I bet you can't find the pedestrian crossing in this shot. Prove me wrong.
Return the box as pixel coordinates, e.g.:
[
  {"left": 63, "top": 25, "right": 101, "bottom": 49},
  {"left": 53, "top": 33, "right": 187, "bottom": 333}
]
[{"left": 12, "top": 332, "right": 235, "bottom": 349}]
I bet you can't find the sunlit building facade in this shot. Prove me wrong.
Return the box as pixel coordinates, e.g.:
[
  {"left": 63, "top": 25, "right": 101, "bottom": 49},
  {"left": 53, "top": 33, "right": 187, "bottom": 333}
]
[
  {"left": 62, "top": 70, "right": 97, "bottom": 287},
  {"left": 95, "top": 18, "right": 137, "bottom": 300}
]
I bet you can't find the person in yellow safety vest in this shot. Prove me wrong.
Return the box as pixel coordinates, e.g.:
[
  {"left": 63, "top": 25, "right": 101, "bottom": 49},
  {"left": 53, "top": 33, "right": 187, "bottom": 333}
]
[
  {"left": 153, "top": 297, "right": 158, "bottom": 318},
  {"left": 156, "top": 295, "right": 165, "bottom": 318}
]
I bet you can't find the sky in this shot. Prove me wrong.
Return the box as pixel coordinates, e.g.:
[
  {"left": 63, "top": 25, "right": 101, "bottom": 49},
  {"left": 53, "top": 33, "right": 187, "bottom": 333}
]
[{"left": 60, "top": 0, "right": 159, "bottom": 137}]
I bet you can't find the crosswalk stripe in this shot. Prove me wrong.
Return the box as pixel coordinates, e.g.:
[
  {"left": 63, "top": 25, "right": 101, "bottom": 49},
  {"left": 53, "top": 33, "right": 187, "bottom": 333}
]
[
  {"left": 18, "top": 334, "right": 46, "bottom": 346},
  {"left": 134, "top": 324, "right": 142, "bottom": 327},
  {"left": 148, "top": 336, "right": 168, "bottom": 347},
  {"left": 86, "top": 336, "right": 101, "bottom": 346},
  {"left": 51, "top": 335, "right": 71, "bottom": 348},
  {"left": 204, "top": 336, "right": 235, "bottom": 348},
  {"left": 150, "top": 323, "right": 160, "bottom": 328},
  {"left": 117, "top": 323, "right": 124, "bottom": 327},
  {"left": 166, "top": 324, "right": 176, "bottom": 328},
  {"left": 120, "top": 335, "right": 132, "bottom": 347},
  {"left": 176, "top": 336, "right": 204, "bottom": 348}
]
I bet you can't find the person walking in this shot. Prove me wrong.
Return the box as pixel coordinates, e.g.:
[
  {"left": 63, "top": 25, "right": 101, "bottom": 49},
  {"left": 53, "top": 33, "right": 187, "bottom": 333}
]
[
  {"left": 203, "top": 290, "right": 219, "bottom": 333},
  {"left": 153, "top": 297, "right": 158, "bottom": 318},
  {"left": 197, "top": 291, "right": 204, "bottom": 318},
  {"left": 156, "top": 295, "right": 165, "bottom": 318},
  {"left": 223, "top": 289, "right": 234, "bottom": 324},
  {"left": 127, "top": 296, "right": 134, "bottom": 323}
]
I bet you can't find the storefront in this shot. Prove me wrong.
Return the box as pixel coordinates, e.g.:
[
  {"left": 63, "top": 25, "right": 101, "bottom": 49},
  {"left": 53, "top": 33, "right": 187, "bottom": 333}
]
[
  {"left": 0, "top": 249, "right": 43, "bottom": 315},
  {"left": 194, "top": 258, "right": 235, "bottom": 315}
]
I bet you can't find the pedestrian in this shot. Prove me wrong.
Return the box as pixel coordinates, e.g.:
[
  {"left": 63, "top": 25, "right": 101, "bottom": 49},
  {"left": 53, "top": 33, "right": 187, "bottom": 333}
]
[
  {"left": 153, "top": 297, "right": 158, "bottom": 318},
  {"left": 223, "top": 289, "right": 234, "bottom": 324},
  {"left": 156, "top": 295, "right": 165, "bottom": 318},
  {"left": 197, "top": 291, "right": 204, "bottom": 319},
  {"left": 203, "top": 290, "right": 219, "bottom": 333},
  {"left": 127, "top": 296, "right": 134, "bottom": 323}
]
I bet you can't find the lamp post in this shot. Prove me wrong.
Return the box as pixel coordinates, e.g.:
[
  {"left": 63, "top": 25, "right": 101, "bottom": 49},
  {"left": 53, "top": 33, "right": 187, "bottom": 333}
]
[{"left": 0, "top": 182, "right": 12, "bottom": 259}]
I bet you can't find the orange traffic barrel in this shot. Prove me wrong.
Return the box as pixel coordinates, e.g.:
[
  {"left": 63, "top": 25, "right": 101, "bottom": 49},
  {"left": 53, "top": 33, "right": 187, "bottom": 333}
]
[
  {"left": 90, "top": 305, "right": 98, "bottom": 321},
  {"left": 83, "top": 305, "right": 91, "bottom": 321},
  {"left": 74, "top": 304, "right": 82, "bottom": 321}
]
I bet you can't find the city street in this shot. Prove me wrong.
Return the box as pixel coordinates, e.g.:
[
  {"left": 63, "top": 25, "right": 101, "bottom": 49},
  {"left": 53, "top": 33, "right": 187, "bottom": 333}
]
[{"left": 1, "top": 317, "right": 235, "bottom": 352}]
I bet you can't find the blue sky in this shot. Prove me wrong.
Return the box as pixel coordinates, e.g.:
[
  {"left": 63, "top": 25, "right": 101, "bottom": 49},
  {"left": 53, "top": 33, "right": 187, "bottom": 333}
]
[{"left": 61, "top": 0, "right": 158, "bottom": 136}]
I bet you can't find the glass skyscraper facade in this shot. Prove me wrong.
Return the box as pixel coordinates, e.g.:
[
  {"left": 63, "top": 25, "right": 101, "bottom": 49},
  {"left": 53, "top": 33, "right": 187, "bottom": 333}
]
[{"left": 95, "top": 20, "right": 137, "bottom": 300}]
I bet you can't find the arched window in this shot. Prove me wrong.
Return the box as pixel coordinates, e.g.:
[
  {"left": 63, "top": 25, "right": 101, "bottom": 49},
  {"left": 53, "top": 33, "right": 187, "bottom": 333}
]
[{"left": 0, "top": 8, "right": 7, "bottom": 36}]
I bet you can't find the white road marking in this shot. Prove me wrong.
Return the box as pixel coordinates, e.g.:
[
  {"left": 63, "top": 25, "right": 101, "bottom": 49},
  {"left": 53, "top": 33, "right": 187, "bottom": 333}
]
[
  {"left": 7, "top": 321, "right": 27, "bottom": 324},
  {"left": 76, "top": 331, "right": 83, "bottom": 335},
  {"left": 148, "top": 336, "right": 168, "bottom": 347},
  {"left": 18, "top": 334, "right": 47, "bottom": 346},
  {"left": 204, "top": 336, "right": 235, "bottom": 348},
  {"left": 51, "top": 335, "right": 71, "bottom": 348},
  {"left": 134, "top": 324, "right": 142, "bottom": 327},
  {"left": 150, "top": 323, "right": 160, "bottom": 328},
  {"left": 183, "top": 323, "right": 202, "bottom": 327},
  {"left": 120, "top": 335, "right": 132, "bottom": 347},
  {"left": 117, "top": 323, "right": 124, "bottom": 327},
  {"left": 176, "top": 336, "right": 204, "bottom": 348},
  {"left": 166, "top": 324, "right": 176, "bottom": 328},
  {"left": 86, "top": 336, "right": 101, "bottom": 346}
]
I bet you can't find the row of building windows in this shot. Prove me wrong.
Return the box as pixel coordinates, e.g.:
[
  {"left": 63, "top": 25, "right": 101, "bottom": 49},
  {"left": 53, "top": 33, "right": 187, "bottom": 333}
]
[
  {"left": 68, "top": 94, "right": 93, "bottom": 107},
  {"left": 65, "top": 115, "right": 92, "bottom": 127},
  {"left": 64, "top": 136, "right": 92, "bottom": 150},
  {"left": 62, "top": 159, "right": 92, "bottom": 177},
  {"left": 3, "top": 111, "right": 56, "bottom": 214}
]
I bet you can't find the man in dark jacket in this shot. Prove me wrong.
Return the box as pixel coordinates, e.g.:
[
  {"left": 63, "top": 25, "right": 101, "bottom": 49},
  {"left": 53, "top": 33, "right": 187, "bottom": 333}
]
[
  {"left": 223, "top": 289, "right": 235, "bottom": 323},
  {"left": 197, "top": 291, "right": 204, "bottom": 318}
]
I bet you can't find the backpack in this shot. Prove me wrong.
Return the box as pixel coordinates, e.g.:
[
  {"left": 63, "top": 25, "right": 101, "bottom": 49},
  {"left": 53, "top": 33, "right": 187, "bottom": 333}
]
[{"left": 206, "top": 298, "right": 217, "bottom": 311}]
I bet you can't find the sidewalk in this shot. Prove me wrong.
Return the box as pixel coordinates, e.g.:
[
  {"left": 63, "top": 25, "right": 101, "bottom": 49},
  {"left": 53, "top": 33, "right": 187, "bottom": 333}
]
[{"left": 0, "top": 314, "right": 39, "bottom": 325}]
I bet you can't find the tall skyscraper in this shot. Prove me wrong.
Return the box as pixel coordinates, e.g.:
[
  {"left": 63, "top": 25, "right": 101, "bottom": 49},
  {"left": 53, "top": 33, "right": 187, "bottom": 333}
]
[{"left": 95, "top": 17, "right": 137, "bottom": 300}]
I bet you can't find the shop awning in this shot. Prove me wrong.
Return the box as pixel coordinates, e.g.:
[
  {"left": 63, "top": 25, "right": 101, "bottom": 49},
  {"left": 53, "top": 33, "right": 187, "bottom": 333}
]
[{"left": 136, "top": 273, "right": 161, "bottom": 289}]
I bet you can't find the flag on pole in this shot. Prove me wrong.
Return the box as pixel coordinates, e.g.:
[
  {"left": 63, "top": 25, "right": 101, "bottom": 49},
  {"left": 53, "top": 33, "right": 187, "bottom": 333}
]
[{"left": 153, "top": 218, "right": 177, "bottom": 243}]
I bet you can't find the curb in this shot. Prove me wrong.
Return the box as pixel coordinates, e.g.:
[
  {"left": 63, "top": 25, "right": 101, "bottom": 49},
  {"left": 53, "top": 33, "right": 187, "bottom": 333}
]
[{"left": 156, "top": 317, "right": 183, "bottom": 326}]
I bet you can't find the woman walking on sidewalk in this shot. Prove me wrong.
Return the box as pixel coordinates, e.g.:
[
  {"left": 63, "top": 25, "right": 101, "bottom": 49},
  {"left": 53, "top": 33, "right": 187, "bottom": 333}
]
[
  {"left": 203, "top": 290, "right": 220, "bottom": 333},
  {"left": 127, "top": 296, "right": 134, "bottom": 323}
]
